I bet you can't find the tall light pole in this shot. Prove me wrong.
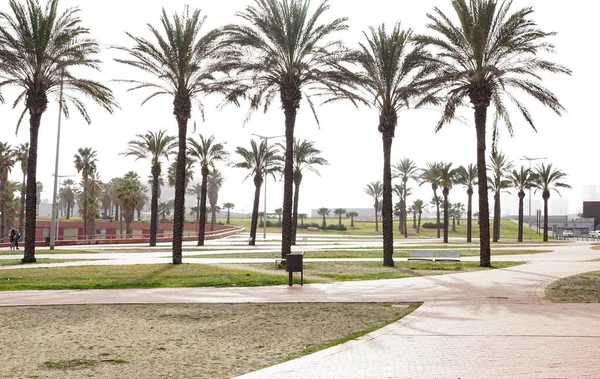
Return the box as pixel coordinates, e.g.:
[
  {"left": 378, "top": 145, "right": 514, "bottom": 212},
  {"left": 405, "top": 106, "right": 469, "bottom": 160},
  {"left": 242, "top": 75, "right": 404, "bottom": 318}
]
[
  {"left": 49, "top": 71, "right": 65, "bottom": 251},
  {"left": 250, "top": 133, "right": 284, "bottom": 240},
  {"left": 520, "top": 156, "right": 546, "bottom": 239}
]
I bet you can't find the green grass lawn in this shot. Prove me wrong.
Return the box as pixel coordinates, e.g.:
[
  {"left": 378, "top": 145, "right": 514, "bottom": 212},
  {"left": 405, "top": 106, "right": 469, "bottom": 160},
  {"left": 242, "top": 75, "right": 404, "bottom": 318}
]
[
  {"left": 0, "top": 260, "right": 523, "bottom": 291},
  {"left": 0, "top": 249, "right": 98, "bottom": 256},
  {"left": 0, "top": 258, "right": 100, "bottom": 266},
  {"left": 545, "top": 271, "right": 600, "bottom": 303}
]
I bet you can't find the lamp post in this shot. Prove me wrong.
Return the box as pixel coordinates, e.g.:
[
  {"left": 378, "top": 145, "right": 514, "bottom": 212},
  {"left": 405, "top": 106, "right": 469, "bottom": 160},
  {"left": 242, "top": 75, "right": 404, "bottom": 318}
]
[
  {"left": 49, "top": 71, "right": 65, "bottom": 250},
  {"left": 250, "top": 133, "right": 284, "bottom": 240},
  {"left": 520, "top": 156, "right": 546, "bottom": 239},
  {"left": 50, "top": 175, "right": 75, "bottom": 249}
]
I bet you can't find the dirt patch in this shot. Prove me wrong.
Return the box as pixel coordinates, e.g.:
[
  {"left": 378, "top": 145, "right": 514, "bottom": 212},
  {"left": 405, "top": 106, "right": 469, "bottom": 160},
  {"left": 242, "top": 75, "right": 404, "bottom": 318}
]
[{"left": 0, "top": 303, "right": 416, "bottom": 379}]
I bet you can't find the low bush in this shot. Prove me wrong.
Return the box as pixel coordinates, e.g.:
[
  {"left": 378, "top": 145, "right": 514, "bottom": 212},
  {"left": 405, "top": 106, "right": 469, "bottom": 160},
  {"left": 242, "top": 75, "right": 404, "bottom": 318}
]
[{"left": 422, "top": 222, "right": 445, "bottom": 229}]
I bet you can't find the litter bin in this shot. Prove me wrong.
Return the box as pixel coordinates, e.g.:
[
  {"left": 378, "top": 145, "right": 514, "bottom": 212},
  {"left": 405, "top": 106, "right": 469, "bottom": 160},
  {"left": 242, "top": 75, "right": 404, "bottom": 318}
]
[
  {"left": 45, "top": 236, "right": 50, "bottom": 246},
  {"left": 285, "top": 253, "right": 303, "bottom": 286}
]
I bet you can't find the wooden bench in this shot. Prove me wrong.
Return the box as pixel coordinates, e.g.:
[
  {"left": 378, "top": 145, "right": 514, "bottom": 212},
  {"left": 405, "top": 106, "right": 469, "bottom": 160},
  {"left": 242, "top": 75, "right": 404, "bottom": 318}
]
[{"left": 408, "top": 250, "right": 460, "bottom": 262}]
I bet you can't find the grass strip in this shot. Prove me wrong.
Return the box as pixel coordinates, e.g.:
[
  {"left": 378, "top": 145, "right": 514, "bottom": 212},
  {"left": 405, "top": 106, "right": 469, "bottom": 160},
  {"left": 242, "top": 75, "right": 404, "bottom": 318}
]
[{"left": 546, "top": 271, "right": 600, "bottom": 303}]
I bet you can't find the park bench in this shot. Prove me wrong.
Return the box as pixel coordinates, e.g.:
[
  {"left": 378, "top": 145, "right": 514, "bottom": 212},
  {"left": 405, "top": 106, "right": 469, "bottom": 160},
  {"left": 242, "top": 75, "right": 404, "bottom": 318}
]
[{"left": 408, "top": 250, "right": 460, "bottom": 262}]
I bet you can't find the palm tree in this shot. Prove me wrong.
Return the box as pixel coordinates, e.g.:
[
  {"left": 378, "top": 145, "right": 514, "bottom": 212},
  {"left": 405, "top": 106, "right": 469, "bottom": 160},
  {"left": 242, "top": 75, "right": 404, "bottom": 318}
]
[
  {"left": 420, "top": 162, "right": 442, "bottom": 238},
  {"left": 187, "top": 183, "right": 202, "bottom": 222},
  {"left": 317, "top": 208, "right": 330, "bottom": 230},
  {"left": 159, "top": 201, "right": 171, "bottom": 222},
  {"left": 0, "top": 0, "right": 116, "bottom": 263},
  {"left": 414, "top": 0, "right": 571, "bottom": 266},
  {"left": 223, "top": 0, "right": 359, "bottom": 258},
  {"left": 35, "top": 181, "right": 44, "bottom": 217},
  {"left": 412, "top": 199, "right": 426, "bottom": 233},
  {"left": 62, "top": 179, "right": 75, "bottom": 219},
  {"left": 135, "top": 189, "right": 148, "bottom": 221},
  {"left": 437, "top": 163, "right": 457, "bottom": 243},
  {"left": 167, "top": 159, "right": 194, "bottom": 190},
  {"left": 122, "top": 130, "right": 176, "bottom": 246},
  {"left": 74, "top": 147, "right": 97, "bottom": 239},
  {"left": 298, "top": 213, "right": 308, "bottom": 227},
  {"left": 223, "top": 203, "right": 234, "bottom": 224},
  {"left": 455, "top": 164, "right": 477, "bottom": 242},
  {"left": 354, "top": 24, "right": 429, "bottom": 267},
  {"left": 334, "top": 208, "right": 347, "bottom": 229},
  {"left": 364, "top": 181, "right": 383, "bottom": 233},
  {"left": 509, "top": 166, "right": 536, "bottom": 242},
  {"left": 392, "top": 184, "right": 412, "bottom": 234},
  {"left": 115, "top": 6, "right": 230, "bottom": 264},
  {"left": 14, "top": 143, "right": 28, "bottom": 234},
  {"left": 232, "top": 139, "right": 281, "bottom": 246},
  {"left": 533, "top": 163, "right": 571, "bottom": 242},
  {"left": 188, "top": 134, "right": 228, "bottom": 245},
  {"left": 0, "top": 143, "right": 15, "bottom": 243},
  {"left": 488, "top": 152, "right": 513, "bottom": 242},
  {"left": 283, "top": 139, "right": 329, "bottom": 244},
  {"left": 346, "top": 211, "right": 358, "bottom": 228},
  {"left": 207, "top": 168, "right": 224, "bottom": 231},
  {"left": 274, "top": 208, "right": 283, "bottom": 224},
  {"left": 116, "top": 178, "right": 142, "bottom": 238},
  {"left": 393, "top": 158, "right": 420, "bottom": 238}
]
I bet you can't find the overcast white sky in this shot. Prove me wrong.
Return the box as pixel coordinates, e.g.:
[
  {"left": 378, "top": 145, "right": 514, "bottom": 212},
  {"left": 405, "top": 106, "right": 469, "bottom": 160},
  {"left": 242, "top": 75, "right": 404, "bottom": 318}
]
[{"left": 1, "top": 0, "right": 594, "bottom": 217}]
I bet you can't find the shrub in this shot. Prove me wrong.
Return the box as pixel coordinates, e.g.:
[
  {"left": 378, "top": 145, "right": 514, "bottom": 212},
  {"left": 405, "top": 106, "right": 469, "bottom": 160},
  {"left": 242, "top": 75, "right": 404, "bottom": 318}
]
[
  {"left": 326, "top": 224, "right": 347, "bottom": 231},
  {"left": 299, "top": 222, "right": 320, "bottom": 229},
  {"left": 422, "top": 222, "right": 445, "bottom": 229}
]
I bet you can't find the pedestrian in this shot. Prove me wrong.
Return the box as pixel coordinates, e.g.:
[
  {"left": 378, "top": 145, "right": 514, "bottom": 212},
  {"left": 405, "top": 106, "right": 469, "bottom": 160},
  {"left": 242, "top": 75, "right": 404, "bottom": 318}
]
[
  {"left": 9, "top": 228, "right": 16, "bottom": 251},
  {"left": 14, "top": 228, "right": 20, "bottom": 250}
]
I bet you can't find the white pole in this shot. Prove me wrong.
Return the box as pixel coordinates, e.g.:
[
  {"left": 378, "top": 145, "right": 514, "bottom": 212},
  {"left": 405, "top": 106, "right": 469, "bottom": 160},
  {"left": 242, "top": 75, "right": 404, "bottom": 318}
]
[
  {"left": 49, "top": 70, "right": 64, "bottom": 250},
  {"left": 263, "top": 168, "right": 267, "bottom": 240}
]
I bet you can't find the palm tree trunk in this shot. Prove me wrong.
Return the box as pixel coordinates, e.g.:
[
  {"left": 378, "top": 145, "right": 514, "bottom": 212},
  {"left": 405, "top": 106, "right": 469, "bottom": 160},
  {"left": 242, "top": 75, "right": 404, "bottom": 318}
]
[
  {"left": 475, "top": 106, "right": 491, "bottom": 267},
  {"left": 23, "top": 108, "right": 45, "bottom": 263},
  {"left": 403, "top": 182, "right": 408, "bottom": 238},
  {"left": 443, "top": 188, "right": 449, "bottom": 243},
  {"left": 83, "top": 177, "right": 88, "bottom": 240},
  {"left": 197, "top": 167, "right": 208, "bottom": 246},
  {"left": 281, "top": 104, "right": 297, "bottom": 259},
  {"left": 172, "top": 96, "right": 191, "bottom": 264},
  {"left": 417, "top": 212, "right": 422, "bottom": 233},
  {"left": 413, "top": 212, "right": 417, "bottom": 229},
  {"left": 226, "top": 208, "right": 230, "bottom": 224},
  {"left": 211, "top": 208, "right": 216, "bottom": 231},
  {"left": 19, "top": 173, "right": 26, "bottom": 234},
  {"left": 350, "top": 216, "right": 354, "bottom": 228},
  {"left": 249, "top": 175, "right": 262, "bottom": 245},
  {"left": 493, "top": 192, "right": 500, "bottom": 242},
  {"left": 518, "top": 191, "right": 525, "bottom": 242},
  {"left": 543, "top": 192, "right": 549, "bottom": 242},
  {"left": 399, "top": 201, "right": 404, "bottom": 235},
  {"left": 467, "top": 188, "right": 473, "bottom": 243},
  {"left": 382, "top": 132, "right": 394, "bottom": 267},
  {"left": 375, "top": 203, "right": 379, "bottom": 232},
  {"left": 291, "top": 178, "right": 301, "bottom": 245},
  {"left": 0, "top": 181, "right": 5, "bottom": 243},
  {"left": 321, "top": 215, "right": 326, "bottom": 229},
  {"left": 149, "top": 163, "right": 160, "bottom": 247},
  {"left": 196, "top": 196, "right": 200, "bottom": 222},
  {"left": 435, "top": 200, "right": 440, "bottom": 238}
]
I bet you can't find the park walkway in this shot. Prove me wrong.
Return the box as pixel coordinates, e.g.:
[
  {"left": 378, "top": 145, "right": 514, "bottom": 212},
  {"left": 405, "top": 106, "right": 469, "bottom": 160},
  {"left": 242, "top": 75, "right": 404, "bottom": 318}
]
[{"left": 1, "top": 239, "right": 599, "bottom": 378}]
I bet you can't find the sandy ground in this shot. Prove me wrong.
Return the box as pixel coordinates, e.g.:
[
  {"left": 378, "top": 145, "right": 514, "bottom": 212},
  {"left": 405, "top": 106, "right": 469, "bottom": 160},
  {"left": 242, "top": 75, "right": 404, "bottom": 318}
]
[{"left": 0, "top": 303, "right": 413, "bottom": 379}]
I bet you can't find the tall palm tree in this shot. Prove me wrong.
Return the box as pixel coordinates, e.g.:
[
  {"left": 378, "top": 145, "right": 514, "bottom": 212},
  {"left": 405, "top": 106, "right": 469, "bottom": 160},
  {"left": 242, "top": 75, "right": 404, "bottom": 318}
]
[
  {"left": 167, "top": 159, "right": 194, "bottom": 190},
  {"left": 116, "top": 178, "right": 142, "bottom": 238},
  {"left": 364, "top": 181, "right": 383, "bottom": 233},
  {"left": 334, "top": 208, "right": 347, "bottom": 229},
  {"left": 533, "top": 163, "right": 571, "bottom": 242},
  {"left": 420, "top": 162, "right": 442, "bottom": 239},
  {"left": 232, "top": 139, "right": 281, "bottom": 246},
  {"left": 354, "top": 24, "right": 429, "bottom": 267},
  {"left": 188, "top": 134, "right": 228, "bottom": 245},
  {"left": 14, "top": 143, "right": 28, "bottom": 234},
  {"left": 74, "top": 147, "right": 97, "bottom": 239},
  {"left": 437, "top": 162, "right": 457, "bottom": 243},
  {"left": 488, "top": 151, "right": 513, "bottom": 242},
  {"left": 207, "top": 168, "right": 224, "bottom": 231},
  {"left": 393, "top": 158, "right": 420, "bottom": 238},
  {"left": 0, "top": 0, "right": 116, "bottom": 262},
  {"left": 282, "top": 139, "right": 329, "bottom": 244},
  {"left": 414, "top": 0, "right": 570, "bottom": 266},
  {"left": 0, "top": 143, "right": 15, "bottom": 243},
  {"left": 159, "top": 201, "right": 171, "bottom": 222},
  {"left": 223, "top": 0, "right": 359, "bottom": 259},
  {"left": 35, "top": 181, "right": 44, "bottom": 217},
  {"left": 223, "top": 203, "right": 234, "bottom": 224},
  {"left": 346, "top": 211, "right": 358, "bottom": 228},
  {"left": 274, "top": 208, "right": 283, "bottom": 224},
  {"left": 187, "top": 183, "right": 202, "bottom": 222},
  {"left": 317, "top": 208, "right": 330, "bottom": 230},
  {"left": 455, "top": 164, "right": 477, "bottom": 242},
  {"left": 509, "top": 166, "right": 536, "bottom": 242},
  {"left": 62, "top": 179, "right": 75, "bottom": 219},
  {"left": 115, "top": 6, "right": 230, "bottom": 264},
  {"left": 122, "top": 130, "right": 176, "bottom": 246}
]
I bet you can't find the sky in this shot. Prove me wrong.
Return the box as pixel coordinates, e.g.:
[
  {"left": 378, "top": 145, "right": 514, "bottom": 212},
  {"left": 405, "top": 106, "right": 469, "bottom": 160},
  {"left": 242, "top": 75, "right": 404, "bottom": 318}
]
[{"left": 0, "top": 0, "right": 595, "bottom": 218}]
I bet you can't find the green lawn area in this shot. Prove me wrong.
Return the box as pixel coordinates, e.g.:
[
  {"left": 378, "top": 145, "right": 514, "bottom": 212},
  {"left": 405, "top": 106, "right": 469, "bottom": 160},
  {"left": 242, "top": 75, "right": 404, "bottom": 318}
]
[
  {"left": 545, "top": 271, "right": 600, "bottom": 303},
  {"left": 0, "top": 249, "right": 98, "bottom": 256},
  {"left": 0, "top": 261, "right": 523, "bottom": 291},
  {"left": 0, "top": 258, "right": 100, "bottom": 266}
]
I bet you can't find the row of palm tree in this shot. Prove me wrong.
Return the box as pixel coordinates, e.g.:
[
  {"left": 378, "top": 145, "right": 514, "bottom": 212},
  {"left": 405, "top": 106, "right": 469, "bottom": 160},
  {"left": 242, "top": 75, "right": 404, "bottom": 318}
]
[{"left": 0, "top": 0, "right": 569, "bottom": 267}]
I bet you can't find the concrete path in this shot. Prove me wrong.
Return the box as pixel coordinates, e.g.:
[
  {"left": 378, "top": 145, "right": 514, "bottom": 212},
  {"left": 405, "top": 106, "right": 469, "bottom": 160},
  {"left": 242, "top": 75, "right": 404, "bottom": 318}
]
[{"left": 1, "top": 238, "right": 599, "bottom": 378}]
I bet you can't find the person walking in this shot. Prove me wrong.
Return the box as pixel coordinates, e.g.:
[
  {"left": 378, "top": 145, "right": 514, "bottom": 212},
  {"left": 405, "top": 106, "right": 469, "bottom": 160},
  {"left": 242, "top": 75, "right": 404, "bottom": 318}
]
[
  {"left": 14, "top": 228, "right": 20, "bottom": 250},
  {"left": 9, "top": 228, "right": 16, "bottom": 251}
]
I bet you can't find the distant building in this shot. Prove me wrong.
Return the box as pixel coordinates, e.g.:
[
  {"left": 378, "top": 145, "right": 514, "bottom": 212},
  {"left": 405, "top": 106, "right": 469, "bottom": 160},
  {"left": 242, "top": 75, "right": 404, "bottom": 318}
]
[
  {"left": 583, "top": 201, "right": 600, "bottom": 228},
  {"left": 506, "top": 214, "right": 593, "bottom": 237},
  {"left": 310, "top": 208, "right": 377, "bottom": 221}
]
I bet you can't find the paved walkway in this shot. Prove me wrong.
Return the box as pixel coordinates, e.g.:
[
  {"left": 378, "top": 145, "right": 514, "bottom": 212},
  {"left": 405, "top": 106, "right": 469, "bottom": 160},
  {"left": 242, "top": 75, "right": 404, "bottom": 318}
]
[{"left": 1, "top": 239, "right": 599, "bottom": 378}]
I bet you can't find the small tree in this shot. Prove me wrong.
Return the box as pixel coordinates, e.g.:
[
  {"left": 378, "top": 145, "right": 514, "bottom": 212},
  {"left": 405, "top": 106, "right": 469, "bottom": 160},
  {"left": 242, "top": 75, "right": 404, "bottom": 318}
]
[
  {"left": 346, "top": 211, "right": 358, "bottom": 228},
  {"left": 317, "top": 208, "right": 330, "bottom": 230},
  {"left": 223, "top": 203, "right": 234, "bottom": 224},
  {"left": 334, "top": 208, "right": 347, "bottom": 229}
]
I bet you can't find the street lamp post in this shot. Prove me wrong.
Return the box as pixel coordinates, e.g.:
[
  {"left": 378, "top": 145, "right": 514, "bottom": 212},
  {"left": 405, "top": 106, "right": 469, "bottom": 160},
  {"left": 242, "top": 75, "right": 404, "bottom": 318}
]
[
  {"left": 520, "top": 156, "right": 546, "bottom": 239},
  {"left": 49, "top": 71, "right": 65, "bottom": 251},
  {"left": 250, "top": 133, "right": 285, "bottom": 240}
]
